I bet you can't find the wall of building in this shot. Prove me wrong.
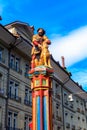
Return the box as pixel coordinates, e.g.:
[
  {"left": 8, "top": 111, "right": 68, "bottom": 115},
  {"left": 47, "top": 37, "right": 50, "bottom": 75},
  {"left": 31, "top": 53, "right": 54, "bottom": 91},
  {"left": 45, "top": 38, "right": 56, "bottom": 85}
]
[{"left": 0, "top": 23, "right": 87, "bottom": 130}]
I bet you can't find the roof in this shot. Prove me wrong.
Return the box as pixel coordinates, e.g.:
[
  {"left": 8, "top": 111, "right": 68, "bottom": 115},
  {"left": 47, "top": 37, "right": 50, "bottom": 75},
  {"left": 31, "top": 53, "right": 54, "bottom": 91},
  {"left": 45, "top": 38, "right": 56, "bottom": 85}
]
[
  {"left": 0, "top": 24, "right": 16, "bottom": 47},
  {"left": 5, "top": 21, "right": 34, "bottom": 36},
  {"left": 51, "top": 56, "right": 87, "bottom": 100},
  {"left": 64, "top": 78, "right": 87, "bottom": 100},
  {"left": 5, "top": 21, "right": 30, "bottom": 28}
]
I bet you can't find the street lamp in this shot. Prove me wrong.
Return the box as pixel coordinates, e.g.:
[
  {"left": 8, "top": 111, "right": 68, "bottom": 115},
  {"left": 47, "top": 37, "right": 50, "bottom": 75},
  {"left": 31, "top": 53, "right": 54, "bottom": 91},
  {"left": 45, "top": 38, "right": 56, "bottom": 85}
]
[
  {"left": 68, "top": 91, "right": 87, "bottom": 102},
  {"left": 68, "top": 94, "right": 74, "bottom": 102}
]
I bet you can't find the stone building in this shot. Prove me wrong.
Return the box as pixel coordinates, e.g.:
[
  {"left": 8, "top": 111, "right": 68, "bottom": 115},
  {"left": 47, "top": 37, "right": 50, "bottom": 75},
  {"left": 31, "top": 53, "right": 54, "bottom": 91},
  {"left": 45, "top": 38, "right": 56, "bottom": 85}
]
[{"left": 0, "top": 21, "right": 87, "bottom": 130}]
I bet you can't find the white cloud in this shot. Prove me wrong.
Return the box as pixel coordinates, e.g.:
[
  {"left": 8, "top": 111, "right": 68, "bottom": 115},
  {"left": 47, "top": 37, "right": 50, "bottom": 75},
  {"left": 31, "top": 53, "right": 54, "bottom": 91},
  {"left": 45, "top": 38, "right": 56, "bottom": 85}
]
[{"left": 49, "top": 26, "right": 87, "bottom": 67}]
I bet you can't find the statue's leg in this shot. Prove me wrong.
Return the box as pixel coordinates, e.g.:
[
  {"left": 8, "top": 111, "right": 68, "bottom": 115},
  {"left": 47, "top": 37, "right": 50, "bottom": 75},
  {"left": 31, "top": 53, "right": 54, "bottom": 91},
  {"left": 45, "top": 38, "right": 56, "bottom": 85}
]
[
  {"left": 35, "top": 59, "right": 39, "bottom": 66},
  {"left": 31, "top": 55, "right": 36, "bottom": 68},
  {"left": 39, "top": 58, "right": 43, "bottom": 66},
  {"left": 48, "top": 58, "right": 52, "bottom": 68},
  {"left": 44, "top": 55, "right": 48, "bottom": 66}
]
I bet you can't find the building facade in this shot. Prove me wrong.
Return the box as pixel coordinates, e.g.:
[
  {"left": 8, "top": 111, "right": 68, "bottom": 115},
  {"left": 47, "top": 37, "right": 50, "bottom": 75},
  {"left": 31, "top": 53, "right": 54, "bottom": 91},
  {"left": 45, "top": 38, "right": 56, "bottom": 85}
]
[{"left": 0, "top": 22, "right": 87, "bottom": 130}]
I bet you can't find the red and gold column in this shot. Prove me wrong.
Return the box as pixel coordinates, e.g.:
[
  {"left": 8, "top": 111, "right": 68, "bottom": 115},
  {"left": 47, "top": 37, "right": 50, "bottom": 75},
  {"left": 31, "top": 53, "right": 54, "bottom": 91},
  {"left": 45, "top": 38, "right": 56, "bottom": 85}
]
[{"left": 29, "top": 66, "right": 53, "bottom": 130}]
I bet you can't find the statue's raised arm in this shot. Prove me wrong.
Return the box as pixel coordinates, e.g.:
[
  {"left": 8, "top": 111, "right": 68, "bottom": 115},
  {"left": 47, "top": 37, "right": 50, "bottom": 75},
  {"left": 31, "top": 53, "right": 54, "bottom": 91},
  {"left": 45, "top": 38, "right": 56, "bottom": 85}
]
[{"left": 31, "top": 28, "right": 52, "bottom": 68}]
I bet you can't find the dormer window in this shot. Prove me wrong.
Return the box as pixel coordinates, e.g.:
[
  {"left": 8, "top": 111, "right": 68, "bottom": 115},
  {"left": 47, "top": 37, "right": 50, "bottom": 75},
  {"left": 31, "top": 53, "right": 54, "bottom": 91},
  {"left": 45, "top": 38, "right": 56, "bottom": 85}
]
[{"left": 9, "top": 27, "right": 19, "bottom": 37}]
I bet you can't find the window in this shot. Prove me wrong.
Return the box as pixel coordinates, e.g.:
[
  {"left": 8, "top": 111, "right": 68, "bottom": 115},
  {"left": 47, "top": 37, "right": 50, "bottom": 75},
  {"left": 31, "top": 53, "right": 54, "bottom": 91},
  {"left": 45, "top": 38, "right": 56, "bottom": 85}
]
[
  {"left": 78, "top": 116, "right": 80, "bottom": 120},
  {"left": 10, "top": 55, "right": 15, "bottom": 68},
  {"left": 29, "top": 92, "right": 32, "bottom": 105},
  {"left": 8, "top": 111, "right": 18, "bottom": 129},
  {"left": 0, "top": 47, "right": 4, "bottom": 63},
  {"left": 55, "top": 83, "right": 61, "bottom": 99},
  {"left": 10, "top": 54, "right": 21, "bottom": 73},
  {"left": 8, "top": 111, "right": 12, "bottom": 128},
  {"left": 9, "top": 80, "right": 19, "bottom": 97},
  {"left": 82, "top": 118, "right": 85, "bottom": 122},
  {"left": 15, "top": 58, "right": 20, "bottom": 72},
  {"left": 64, "top": 92, "right": 68, "bottom": 105},
  {"left": 0, "top": 73, "right": 4, "bottom": 95},
  {"left": 57, "top": 126, "right": 61, "bottom": 130},
  {"left": 0, "top": 73, "right": 2, "bottom": 88},
  {"left": 56, "top": 103, "right": 59, "bottom": 109},
  {"left": 71, "top": 114, "right": 73, "bottom": 119},
  {"left": 65, "top": 112, "right": 68, "bottom": 116},
  {"left": 9, "top": 80, "right": 14, "bottom": 97},
  {"left": 56, "top": 103, "right": 59, "bottom": 119},
  {"left": 25, "top": 64, "right": 29, "bottom": 73},
  {"left": 70, "top": 102, "right": 74, "bottom": 109},
  {"left": 55, "top": 83, "right": 59, "bottom": 93},
  {"left": 76, "top": 99, "right": 79, "bottom": 103},
  {"left": 56, "top": 104, "right": 61, "bottom": 121},
  {"left": 9, "top": 27, "right": 18, "bottom": 37},
  {"left": 14, "top": 83, "right": 18, "bottom": 99},
  {"left": 25, "top": 87, "right": 29, "bottom": 100},
  {"left": 24, "top": 115, "right": 32, "bottom": 130},
  {"left": 9, "top": 80, "right": 21, "bottom": 102},
  {"left": 13, "top": 113, "right": 18, "bottom": 128},
  {"left": 24, "top": 116, "right": 29, "bottom": 130},
  {"left": 24, "top": 87, "right": 32, "bottom": 106},
  {"left": 66, "top": 123, "right": 70, "bottom": 128},
  {"left": 25, "top": 64, "right": 30, "bottom": 77},
  {"left": 0, "top": 48, "right": 2, "bottom": 60}
]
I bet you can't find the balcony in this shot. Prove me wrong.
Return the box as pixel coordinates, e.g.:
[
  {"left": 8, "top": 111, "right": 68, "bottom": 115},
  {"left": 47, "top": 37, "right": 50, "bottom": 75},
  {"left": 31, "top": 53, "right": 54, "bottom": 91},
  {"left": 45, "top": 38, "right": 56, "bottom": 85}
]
[
  {"left": 24, "top": 99, "right": 32, "bottom": 107},
  {"left": 9, "top": 63, "right": 22, "bottom": 74},
  {"left": 8, "top": 94, "right": 21, "bottom": 103},
  {"left": 6, "top": 126, "right": 21, "bottom": 130}
]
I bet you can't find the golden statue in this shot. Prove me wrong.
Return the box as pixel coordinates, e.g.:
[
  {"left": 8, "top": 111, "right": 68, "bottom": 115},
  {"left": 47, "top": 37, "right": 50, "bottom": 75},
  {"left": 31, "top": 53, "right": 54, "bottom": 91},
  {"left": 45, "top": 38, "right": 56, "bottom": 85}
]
[{"left": 31, "top": 28, "right": 52, "bottom": 68}]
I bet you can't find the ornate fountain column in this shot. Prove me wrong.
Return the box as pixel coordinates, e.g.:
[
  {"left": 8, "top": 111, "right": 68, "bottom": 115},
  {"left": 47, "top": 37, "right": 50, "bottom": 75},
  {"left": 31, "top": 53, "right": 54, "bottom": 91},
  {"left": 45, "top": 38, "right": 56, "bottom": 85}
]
[
  {"left": 29, "top": 27, "right": 53, "bottom": 130},
  {"left": 29, "top": 66, "right": 53, "bottom": 130}
]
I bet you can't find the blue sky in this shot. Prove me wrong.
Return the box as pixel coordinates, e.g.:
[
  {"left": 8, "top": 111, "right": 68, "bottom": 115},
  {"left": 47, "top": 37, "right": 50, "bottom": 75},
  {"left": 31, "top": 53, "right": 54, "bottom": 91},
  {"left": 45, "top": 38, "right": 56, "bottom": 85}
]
[{"left": 0, "top": 0, "right": 87, "bottom": 91}]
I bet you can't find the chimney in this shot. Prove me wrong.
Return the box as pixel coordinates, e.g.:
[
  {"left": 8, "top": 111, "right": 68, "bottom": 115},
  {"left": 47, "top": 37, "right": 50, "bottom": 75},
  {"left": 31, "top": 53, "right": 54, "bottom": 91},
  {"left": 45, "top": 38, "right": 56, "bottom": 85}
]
[{"left": 61, "top": 56, "right": 65, "bottom": 68}]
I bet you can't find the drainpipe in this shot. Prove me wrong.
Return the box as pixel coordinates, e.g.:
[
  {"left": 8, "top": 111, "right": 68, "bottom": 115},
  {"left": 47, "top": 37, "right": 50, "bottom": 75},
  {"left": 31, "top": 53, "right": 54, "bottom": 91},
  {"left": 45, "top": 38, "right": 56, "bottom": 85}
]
[
  {"left": 61, "top": 85, "right": 65, "bottom": 130},
  {"left": 5, "top": 36, "right": 17, "bottom": 130},
  {"left": 5, "top": 47, "right": 11, "bottom": 130}
]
